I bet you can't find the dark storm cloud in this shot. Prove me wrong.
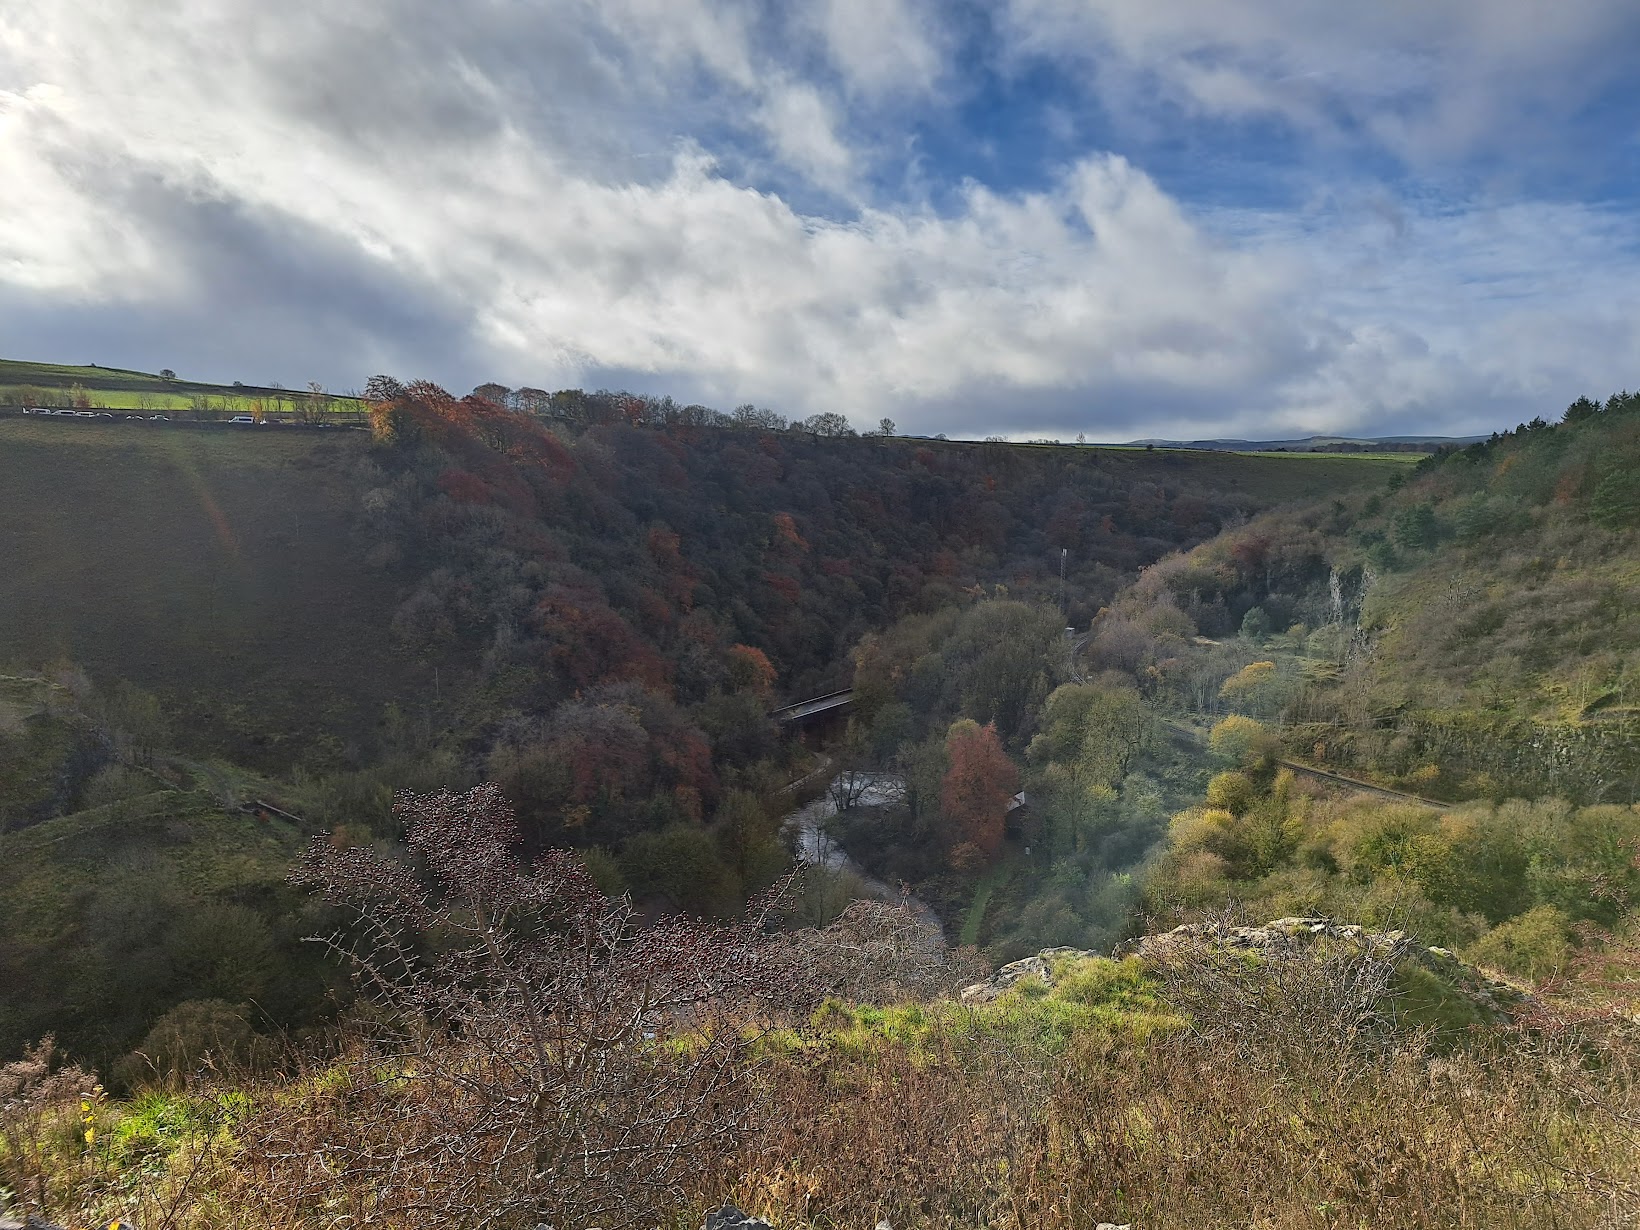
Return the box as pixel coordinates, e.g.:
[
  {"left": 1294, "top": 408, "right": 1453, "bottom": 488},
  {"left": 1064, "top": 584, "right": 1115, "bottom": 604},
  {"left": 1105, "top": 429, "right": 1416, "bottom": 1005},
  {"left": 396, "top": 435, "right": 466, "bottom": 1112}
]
[{"left": 0, "top": 171, "right": 477, "bottom": 392}]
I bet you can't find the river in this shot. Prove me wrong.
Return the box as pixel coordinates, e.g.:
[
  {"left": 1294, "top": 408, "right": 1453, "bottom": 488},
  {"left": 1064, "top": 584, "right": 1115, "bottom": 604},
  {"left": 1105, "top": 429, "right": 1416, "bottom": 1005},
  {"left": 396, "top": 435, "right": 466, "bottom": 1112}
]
[{"left": 781, "top": 770, "right": 944, "bottom": 938}]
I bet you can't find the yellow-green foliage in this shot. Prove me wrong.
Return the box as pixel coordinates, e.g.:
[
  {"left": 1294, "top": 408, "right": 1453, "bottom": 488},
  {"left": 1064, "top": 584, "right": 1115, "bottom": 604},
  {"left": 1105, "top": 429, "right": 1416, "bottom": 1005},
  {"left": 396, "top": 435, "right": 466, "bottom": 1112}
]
[
  {"left": 964, "top": 955, "right": 1182, "bottom": 1053},
  {"left": 803, "top": 955, "right": 1182, "bottom": 1062},
  {"left": 1207, "top": 714, "right": 1276, "bottom": 766},
  {"left": 1150, "top": 766, "right": 1640, "bottom": 969},
  {"left": 106, "top": 1092, "right": 217, "bottom": 1167},
  {"left": 1162, "top": 770, "right": 1301, "bottom": 884},
  {"left": 1466, "top": 906, "right": 1574, "bottom": 983},
  {"left": 1218, "top": 660, "right": 1287, "bottom": 716},
  {"left": 809, "top": 1000, "right": 942, "bottom": 1061},
  {"left": 1204, "top": 770, "right": 1255, "bottom": 815}
]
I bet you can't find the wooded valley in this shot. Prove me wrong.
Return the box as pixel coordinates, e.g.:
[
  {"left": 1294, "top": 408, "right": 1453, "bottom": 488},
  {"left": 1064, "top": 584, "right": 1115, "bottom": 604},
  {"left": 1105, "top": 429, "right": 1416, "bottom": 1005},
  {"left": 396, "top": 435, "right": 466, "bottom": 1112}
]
[{"left": 6, "top": 382, "right": 1640, "bottom": 1229}]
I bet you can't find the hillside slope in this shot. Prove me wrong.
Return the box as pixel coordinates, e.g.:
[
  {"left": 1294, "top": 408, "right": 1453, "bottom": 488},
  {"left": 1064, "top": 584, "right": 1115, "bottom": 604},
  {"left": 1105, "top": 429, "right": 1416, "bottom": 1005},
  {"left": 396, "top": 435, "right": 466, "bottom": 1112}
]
[
  {"left": 0, "top": 420, "right": 422, "bottom": 765},
  {"left": 1086, "top": 392, "right": 1640, "bottom": 802},
  {"left": 0, "top": 770, "right": 330, "bottom": 1066},
  {"left": 0, "top": 408, "right": 1403, "bottom": 771}
]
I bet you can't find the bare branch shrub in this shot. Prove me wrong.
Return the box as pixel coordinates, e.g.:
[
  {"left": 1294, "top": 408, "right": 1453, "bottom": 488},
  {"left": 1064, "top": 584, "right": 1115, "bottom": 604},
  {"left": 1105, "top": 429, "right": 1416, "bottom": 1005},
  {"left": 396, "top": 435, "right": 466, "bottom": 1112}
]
[
  {"left": 0, "top": 1037, "right": 100, "bottom": 1220},
  {"left": 235, "top": 784, "right": 810, "bottom": 1230},
  {"left": 773, "top": 900, "right": 989, "bottom": 1004},
  {"left": 1139, "top": 920, "right": 1405, "bottom": 1059}
]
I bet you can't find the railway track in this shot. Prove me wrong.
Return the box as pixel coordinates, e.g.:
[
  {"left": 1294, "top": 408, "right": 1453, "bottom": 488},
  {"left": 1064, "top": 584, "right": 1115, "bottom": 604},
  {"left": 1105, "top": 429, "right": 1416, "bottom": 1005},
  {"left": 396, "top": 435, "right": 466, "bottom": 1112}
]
[{"left": 1161, "top": 718, "right": 1444, "bottom": 809}]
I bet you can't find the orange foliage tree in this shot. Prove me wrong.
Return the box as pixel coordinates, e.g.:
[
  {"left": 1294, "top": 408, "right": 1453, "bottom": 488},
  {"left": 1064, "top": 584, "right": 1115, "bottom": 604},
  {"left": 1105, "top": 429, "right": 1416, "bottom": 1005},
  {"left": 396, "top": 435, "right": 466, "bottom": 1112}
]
[
  {"left": 725, "top": 644, "right": 777, "bottom": 698},
  {"left": 939, "top": 719, "right": 1018, "bottom": 866}
]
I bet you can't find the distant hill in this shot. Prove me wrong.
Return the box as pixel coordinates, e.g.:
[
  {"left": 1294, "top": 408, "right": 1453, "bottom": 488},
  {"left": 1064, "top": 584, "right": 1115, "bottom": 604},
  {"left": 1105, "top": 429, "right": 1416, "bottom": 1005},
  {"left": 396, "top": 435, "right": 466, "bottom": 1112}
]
[{"left": 1124, "top": 433, "right": 1487, "bottom": 453}]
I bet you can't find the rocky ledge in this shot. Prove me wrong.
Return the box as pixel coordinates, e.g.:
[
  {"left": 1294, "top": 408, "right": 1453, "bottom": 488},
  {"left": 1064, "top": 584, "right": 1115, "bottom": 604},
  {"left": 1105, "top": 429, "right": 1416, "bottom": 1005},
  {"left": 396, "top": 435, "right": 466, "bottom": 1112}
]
[{"left": 959, "top": 916, "right": 1531, "bottom": 1022}]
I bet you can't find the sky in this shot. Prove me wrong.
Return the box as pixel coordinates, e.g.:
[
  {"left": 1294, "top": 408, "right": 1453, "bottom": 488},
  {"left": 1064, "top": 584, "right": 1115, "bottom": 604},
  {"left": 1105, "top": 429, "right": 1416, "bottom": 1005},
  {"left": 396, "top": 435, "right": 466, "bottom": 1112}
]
[{"left": 2, "top": 1, "right": 1638, "bottom": 441}]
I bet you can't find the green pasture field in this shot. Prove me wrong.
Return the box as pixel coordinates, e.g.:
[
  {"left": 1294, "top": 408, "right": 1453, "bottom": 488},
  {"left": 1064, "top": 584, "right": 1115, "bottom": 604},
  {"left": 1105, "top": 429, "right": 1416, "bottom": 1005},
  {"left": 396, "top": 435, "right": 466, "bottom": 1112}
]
[
  {"left": 3, "top": 387, "right": 367, "bottom": 416},
  {"left": 0, "top": 357, "right": 365, "bottom": 419},
  {"left": 1229, "top": 449, "right": 1427, "bottom": 462},
  {"left": 940, "top": 438, "right": 1416, "bottom": 503},
  {"left": 0, "top": 418, "right": 430, "bottom": 767}
]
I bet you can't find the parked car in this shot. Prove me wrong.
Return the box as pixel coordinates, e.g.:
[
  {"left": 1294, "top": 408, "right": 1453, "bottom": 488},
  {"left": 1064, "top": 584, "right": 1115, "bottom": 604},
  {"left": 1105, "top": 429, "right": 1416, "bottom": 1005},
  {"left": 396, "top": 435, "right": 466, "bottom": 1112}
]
[
  {"left": 149, "top": 415, "right": 169, "bottom": 422},
  {"left": 227, "top": 414, "right": 257, "bottom": 424}
]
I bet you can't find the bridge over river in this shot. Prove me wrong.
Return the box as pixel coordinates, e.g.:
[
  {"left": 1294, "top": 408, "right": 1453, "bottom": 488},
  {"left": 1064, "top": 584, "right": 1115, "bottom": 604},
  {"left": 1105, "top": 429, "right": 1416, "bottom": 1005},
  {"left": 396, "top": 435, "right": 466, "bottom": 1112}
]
[
  {"left": 770, "top": 688, "right": 854, "bottom": 724},
  {"left": 769, "top": 688, "right": 855, "bottom": 744}
]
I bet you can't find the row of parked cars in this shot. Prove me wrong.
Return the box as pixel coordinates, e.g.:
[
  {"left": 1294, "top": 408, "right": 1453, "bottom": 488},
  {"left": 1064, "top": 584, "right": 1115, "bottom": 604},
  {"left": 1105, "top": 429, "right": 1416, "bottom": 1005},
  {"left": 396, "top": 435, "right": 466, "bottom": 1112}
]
[
  {"left": 21, "top": 407, "right": 167, "bottom": 421},
  {"left": 17, "top": 408, "right": 338, "bottom": 427},
  {"left": 20, "top": 408, "right": 267, "bottom": 423}
]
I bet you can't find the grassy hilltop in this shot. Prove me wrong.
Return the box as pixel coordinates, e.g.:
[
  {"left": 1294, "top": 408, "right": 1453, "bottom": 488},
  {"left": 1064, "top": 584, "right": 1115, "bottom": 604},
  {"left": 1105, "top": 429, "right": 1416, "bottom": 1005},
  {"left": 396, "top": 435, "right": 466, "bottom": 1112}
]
[{"left": 0, "top": 358, "right": 364, "bottom": 419}]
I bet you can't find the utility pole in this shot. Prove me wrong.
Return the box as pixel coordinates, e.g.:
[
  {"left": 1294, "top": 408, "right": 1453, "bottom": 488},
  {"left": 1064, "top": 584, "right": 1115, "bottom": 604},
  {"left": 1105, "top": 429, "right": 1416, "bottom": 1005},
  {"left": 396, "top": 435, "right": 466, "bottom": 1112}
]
[{"left": 1059, "top": 547, "right": 1068, "bottom": 621}]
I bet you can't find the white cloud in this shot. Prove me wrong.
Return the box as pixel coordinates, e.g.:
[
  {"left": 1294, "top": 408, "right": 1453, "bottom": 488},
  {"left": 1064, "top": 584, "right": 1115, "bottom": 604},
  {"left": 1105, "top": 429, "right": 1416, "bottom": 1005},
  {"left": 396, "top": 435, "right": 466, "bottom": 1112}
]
[
  {"left": 0, "top": 0, "right": 1636, "bottom": 439},
  {"left": 998, "top": 0, "right": 1640, "bottom": 169},
  {"left": 752, "top": 81, "right": 856, "bottom": 190},
  {"left": 813, "top": 0, "right": 945, "bottom": 100}
]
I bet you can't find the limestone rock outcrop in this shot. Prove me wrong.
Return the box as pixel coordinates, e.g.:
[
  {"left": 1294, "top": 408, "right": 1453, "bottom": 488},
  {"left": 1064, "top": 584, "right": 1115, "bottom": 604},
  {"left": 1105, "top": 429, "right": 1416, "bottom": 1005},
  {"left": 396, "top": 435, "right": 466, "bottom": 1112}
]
[
  {"left": 958, "top": 945, "right": 1098, "bottom": 1003},
  {"left": 704, "top": 1203, "right": 776, "bottom": 1230},
  {"left": 958, "top": 916, "right": 1531, "bottom": 1023}
]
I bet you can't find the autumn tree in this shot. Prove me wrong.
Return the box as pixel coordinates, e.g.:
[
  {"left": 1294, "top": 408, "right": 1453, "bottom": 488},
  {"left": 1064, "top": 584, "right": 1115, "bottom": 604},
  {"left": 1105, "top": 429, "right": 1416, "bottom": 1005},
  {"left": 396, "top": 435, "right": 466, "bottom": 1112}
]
[
  {"left": 725, "top": 644, "right": 776, "bottom": 697},
  {"left": 1219, "top": 660, "right": 1291, "bottom": 717},
  {"left": 1209, "top": 714, "right": 1278, "bottom": 768},
  {"left": 1026, "top": 681, "right": 1153, "bottom": 856},
  {"left": 732, "top": 403, "right": 787, "bottom": 431},
  {"left": 513, "top": 386, "right": 552, "bottom": 415},
  {"left": 943, "top": 600, "right": 1063, "bottom": 744},
  {"left": 713, "top": 788, "right": 788, "bottom": 900},
  {"left": 940, "top": 719, "right": 1018, "bottom": 866},
  {"left": 1028, "top": 681, "right": 1154, "bottom": 789}
]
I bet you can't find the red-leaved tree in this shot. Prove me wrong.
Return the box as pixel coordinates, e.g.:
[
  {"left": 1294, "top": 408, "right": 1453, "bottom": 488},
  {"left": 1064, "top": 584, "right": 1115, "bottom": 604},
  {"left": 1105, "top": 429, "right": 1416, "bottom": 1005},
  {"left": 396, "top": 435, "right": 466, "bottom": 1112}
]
[{"left": 939, "top": 719, "right": 1018, "bottom": 866}]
